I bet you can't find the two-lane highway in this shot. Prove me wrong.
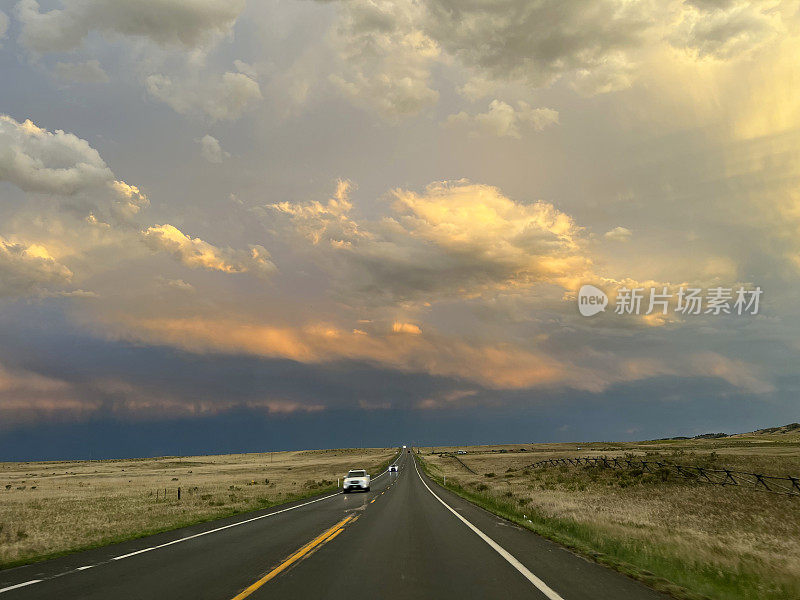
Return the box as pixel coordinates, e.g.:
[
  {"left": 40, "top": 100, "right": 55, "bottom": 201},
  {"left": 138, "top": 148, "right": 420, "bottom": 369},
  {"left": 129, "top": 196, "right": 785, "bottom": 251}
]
[{"left": 1, "top": 450, "right": 668, "bottom": 599}]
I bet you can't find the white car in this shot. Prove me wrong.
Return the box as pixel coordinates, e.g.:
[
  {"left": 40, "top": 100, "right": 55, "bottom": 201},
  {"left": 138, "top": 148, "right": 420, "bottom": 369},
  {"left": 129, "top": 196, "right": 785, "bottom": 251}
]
[
  {"left": 389, "top": 464, "right": 398, "bottom": 472},
  {"left": 343, "top": 469, "right": 370, "bottom": 492}
]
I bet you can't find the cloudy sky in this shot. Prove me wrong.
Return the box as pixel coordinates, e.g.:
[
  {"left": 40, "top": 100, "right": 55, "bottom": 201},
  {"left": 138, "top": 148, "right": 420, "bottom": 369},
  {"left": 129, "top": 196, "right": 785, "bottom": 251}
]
[{"left": 1, "top": 0, "right": 799, "bottom": 459}]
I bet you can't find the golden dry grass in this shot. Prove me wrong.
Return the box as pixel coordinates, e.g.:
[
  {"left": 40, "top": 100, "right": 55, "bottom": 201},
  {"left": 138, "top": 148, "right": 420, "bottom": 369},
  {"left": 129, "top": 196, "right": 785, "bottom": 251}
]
[
  {"left": 0, "top": 447, "right": 397, "bottom": 568},
  {"left": 420, "top": 432, "right": 800, "bottom": 600}
]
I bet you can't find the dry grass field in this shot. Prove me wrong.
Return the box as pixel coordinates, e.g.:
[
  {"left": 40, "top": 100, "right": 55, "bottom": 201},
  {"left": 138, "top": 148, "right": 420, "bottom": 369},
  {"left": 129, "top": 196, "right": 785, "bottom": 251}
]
[
  {"left": 0, "top": 447, "right": 398, "bottom": 568},
  {"left": 420, "top": 428, "right": 800, "bottom": 600}
]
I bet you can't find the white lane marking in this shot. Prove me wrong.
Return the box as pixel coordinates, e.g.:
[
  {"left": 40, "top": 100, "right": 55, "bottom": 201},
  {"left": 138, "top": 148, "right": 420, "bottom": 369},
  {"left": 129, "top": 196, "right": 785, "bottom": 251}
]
[
  {"left": 0, "top": 454, "right": 401, "bottom": 595},
  {"left": 112, "top": 462, "right": 397, "bottom": 561},
  {"left": 113, "top": 490, "right": 343, "bottom": 560},
  {"left": 413, "top": 459, "right": 565, "bottom": 600},
  {"left": 0, "top": 580, "right": 42, "bottom": 594}
]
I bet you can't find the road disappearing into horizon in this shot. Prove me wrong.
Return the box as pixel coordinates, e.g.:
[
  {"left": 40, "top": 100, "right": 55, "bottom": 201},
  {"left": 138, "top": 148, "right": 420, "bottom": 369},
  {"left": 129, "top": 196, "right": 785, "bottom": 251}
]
[{"left": 0, "top": 450, "right": 667, "bottom": 599}]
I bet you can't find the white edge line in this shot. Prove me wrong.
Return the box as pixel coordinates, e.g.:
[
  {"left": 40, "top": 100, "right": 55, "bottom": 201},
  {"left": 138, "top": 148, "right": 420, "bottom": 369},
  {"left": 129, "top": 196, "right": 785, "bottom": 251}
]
[
  {"left": 0, "top": 580, "right": 42, "bottom": 594},
  {"left": 112, "top": 489, "right": 342, "bottom": 560},
  {"left": 413, "top": 457, "right": 565, "bottom": 600},
  {"left": 111, "top": 456, "right": 398, "bottom": 561},
  {"left": 0, "top": 452, "right": 401, "bottom": 594}
]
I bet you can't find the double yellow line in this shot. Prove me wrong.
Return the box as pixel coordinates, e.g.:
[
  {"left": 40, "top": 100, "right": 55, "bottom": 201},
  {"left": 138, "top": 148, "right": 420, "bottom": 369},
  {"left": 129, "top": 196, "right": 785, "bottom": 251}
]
[{"left": 231, "top": 515, "right": 354, "bottom": 600}]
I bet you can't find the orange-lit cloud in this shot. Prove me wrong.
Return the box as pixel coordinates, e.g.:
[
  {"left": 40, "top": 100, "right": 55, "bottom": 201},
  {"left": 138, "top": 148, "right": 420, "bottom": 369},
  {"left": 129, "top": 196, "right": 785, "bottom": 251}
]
[
  {"left": 0, "top": 361, "right": 328, "bottom": 427},
  {"left": 96, "top": 314, "right": 774, "bottom": 396},
  {"left": 392, "top": 322, "right": 422, "bottom": 335},
  {"left": 110, "top": 316, "right": 565, "bottom": 390},
  {"left": 0, "top": 235, "right": 73, "bottom": 297},
  {"left": 141, "top": 224, "right": 275, "bottom": 277},
  {"left": 271, "top": 179, "right": 599, "bottom": 303}
]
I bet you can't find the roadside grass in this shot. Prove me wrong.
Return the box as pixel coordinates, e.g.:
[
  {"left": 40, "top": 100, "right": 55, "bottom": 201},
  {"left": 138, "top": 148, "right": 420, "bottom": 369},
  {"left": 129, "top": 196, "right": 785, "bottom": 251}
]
[
  {"left": 0, "top": 447, "right": 397, "bottom": 569},
  {"left": 417, "top": 436, "right": 800, "bottom": 600}
]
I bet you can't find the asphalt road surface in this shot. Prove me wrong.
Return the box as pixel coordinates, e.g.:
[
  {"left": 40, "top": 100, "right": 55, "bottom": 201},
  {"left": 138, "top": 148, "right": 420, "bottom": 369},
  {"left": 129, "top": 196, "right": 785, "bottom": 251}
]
[{"left": 1, "top": 451, "right": 668, "bottom": 599}]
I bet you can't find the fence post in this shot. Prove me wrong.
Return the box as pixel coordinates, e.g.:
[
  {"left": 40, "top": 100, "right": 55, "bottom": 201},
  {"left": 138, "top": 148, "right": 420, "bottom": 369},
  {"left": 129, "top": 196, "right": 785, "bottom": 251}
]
[
  {"left": 509, "top": 454, "right": 798, "bottom": 497},
  {"left": 178, "top": 487, "right": 181, "bottom": 500}
]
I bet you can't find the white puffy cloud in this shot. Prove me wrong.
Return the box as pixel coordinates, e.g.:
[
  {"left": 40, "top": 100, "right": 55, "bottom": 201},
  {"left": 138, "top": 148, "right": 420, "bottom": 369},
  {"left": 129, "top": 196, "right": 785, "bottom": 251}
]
[
  {"left": 422, "top": 0, "right": 653, "bottom": 90},
  {"left": 570, "top": 52, "right": 636, "bottom": 96},
  {"left": 53, "top": 59, "right": 109, "bottom": 83},
  {"left": 15, "top": 0, "right": 246, "bottom": 53},
  {"left": 0, "top": 113, "right": 277, "bottom": 307},
  {"left": 313, "top": 0, "right": 659, "bottom": 115},
  {"left": 109, "top": 180, "right": 149, "bottom": 220},
  {"left": 0, "top": 115, "right": 148, "bottom": 221},
  {"left": 325, "top": 0, "right": 440, "bottom": 117},
  {"left": 0, "top": 10, "right": 8, "bottom": 42},
  {"left": 672, "top": 0, "right": 782, "bottom": 59},
  {"left": 233, "top": 59, "right": 258, "bottom": 79},
  {"left": 271, "top": 179, "right": 591, "bottom": 303},
  {"left": 316, "top": 0, "right": 794, "bottom": 117},
  {"left": 197, "top": 134, "right": 229, "bottom": 163},
  {"left": 445, "top": 100, "right": 558, "bottom": 138},
  {"left": 0, "top": 114, "right": 113, "bottom": 194},
  {"left": 604, "top": 226, "right": 633, "bottom": 242},
  {"left": 13, "top": 2, "right": 258, "bottom": 126},
  {"left": 0, "top": 236, "right": 73, "bottom": 298},
  {"left": 1, "top": 0, "right": 796, "bottom": 424},
  {"left": 145, "top": 71, "right": 262, "bottom": 121},
  {"left": 427, "top": 0, "right": 786, "bottom": 87},
  {"left": 141, "top": 224, "right": 276, "bottom": 277}
]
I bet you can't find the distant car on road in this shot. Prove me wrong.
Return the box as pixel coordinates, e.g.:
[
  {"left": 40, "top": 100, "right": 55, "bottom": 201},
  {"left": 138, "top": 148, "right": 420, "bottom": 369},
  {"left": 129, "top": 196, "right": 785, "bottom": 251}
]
[
  {"left": 457, "top": 450, "right": 467, "bottom": 455},
  {"left": 389, "top": 464, "right": 398, "bottom": 472},
  {"left": 343, "top": 469, "right": 370, "bottom": 492}
]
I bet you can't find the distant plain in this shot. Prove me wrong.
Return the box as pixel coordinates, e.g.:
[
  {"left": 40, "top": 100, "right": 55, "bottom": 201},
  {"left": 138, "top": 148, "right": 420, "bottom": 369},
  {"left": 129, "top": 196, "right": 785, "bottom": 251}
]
[
  {"left": 421, "top": 426, "right": 800, "bottom": 600},
  {"left": 0, "top": 447, "right": 397, "bottom": 568}
]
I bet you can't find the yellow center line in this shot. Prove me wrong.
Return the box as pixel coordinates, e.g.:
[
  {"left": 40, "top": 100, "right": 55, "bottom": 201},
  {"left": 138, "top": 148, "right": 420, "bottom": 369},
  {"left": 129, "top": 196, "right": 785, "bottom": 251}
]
[
  {"left": 230, "top": 515, "right": 353, "bottom": 600},
  {"left": 325, "top": 528, "right": 344, "bottom": 543}
]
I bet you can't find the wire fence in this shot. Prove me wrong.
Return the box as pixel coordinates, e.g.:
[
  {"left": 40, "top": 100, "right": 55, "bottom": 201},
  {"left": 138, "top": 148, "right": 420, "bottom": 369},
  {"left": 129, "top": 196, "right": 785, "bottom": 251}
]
[
  {"left": 512, "top": 456, "right": 800, "bottom": 497},
  {"left": 442, "top": 453, "right": 477, "bottom": 474}
]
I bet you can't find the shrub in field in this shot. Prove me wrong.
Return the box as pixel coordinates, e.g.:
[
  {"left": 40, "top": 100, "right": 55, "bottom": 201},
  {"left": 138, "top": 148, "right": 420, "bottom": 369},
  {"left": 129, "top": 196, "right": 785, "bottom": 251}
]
[{"left": 422, "top": 437, "right": 800, "bottom": 600}]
